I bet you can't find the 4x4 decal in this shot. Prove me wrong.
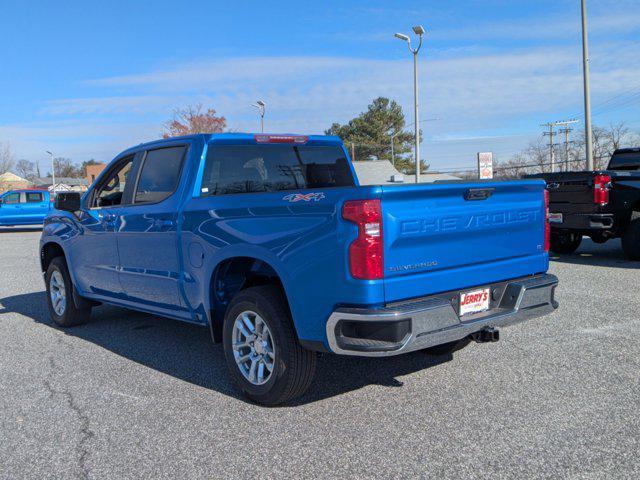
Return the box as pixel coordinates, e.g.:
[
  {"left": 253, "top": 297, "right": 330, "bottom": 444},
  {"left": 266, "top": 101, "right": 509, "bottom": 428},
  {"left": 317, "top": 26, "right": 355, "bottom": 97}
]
[{"left": 283, "top": 192, "right": 325, "bottom": 202}]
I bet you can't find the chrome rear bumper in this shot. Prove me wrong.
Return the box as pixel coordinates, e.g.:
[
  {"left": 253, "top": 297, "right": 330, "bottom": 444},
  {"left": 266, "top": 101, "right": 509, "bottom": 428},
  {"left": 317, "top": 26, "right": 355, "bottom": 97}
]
[{"left": 326, "top": 274, "right": 558, "bottom": 357}]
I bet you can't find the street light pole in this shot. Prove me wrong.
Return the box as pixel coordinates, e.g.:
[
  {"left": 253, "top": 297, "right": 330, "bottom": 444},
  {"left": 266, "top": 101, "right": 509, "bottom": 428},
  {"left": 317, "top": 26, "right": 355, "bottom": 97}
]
[
  {"left": 390, "top": 135, "right": 395, "bottom": 166},
  {"left": 395, "top": 26, "right": 425, "bottom": 183},
  {"left": 46, "top": 150, "right": 55, "bottom": 195},
  {"left": 251, "top": 100, "right": 266, "bottom": 133},
  {"left": 581, "top": 0, "right": 594, "bottom": 171},
  {"left": 390, "top": 118, "right": 438, "bottom": 169}
]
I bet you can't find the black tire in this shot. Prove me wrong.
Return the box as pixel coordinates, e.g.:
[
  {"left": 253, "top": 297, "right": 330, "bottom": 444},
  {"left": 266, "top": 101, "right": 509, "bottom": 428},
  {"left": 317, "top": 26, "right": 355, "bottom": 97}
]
[
  {"left": 45, "top": 256, "right": 92, "bottom": 327},
  {"left": 550, "top": 232, "right": 582, "bottom": 254},
  {"left": 621, "top": 213, "right": 640, "bottom": 261},
  {"left": 422, "top": 337, "right": 472, "bottom": 356},
  {"left": 589, "top": 232, "right": 609, "bottom": 244},
  {"left": 222, "top": 285, "right": 316, "bottom": 406}
]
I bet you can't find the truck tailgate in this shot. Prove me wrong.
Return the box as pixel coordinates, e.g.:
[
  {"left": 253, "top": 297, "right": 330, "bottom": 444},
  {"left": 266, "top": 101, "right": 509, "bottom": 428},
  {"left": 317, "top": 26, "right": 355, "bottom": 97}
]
[
  {"left": 536, "top": 172, "right": 596, "bottom": 211},
  {"left": 381, "top": 181, "right": 548, "bottom": 302}
]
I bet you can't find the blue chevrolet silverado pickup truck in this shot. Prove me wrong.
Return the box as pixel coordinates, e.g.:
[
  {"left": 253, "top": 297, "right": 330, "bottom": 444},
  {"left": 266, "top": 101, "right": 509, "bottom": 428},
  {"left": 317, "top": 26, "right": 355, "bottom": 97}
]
[
  {"left": 0, "top": 189, "right": 52, "bottom": 226},
  {"left": 40, "top": 133, "right": 558, "bottom": 405}
]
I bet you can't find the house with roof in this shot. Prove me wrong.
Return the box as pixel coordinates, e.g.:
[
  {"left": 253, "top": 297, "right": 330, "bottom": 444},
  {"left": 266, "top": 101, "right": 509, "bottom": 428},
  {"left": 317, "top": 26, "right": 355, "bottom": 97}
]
[
  {"left": 0, "top": 172, "right": 30, "bottom": 193},
  {"left": 33, "top": 177, "right": 89, "bottom": 192},
  {"left": 352, "top": 160, "right": 460, "bottom": 185}
]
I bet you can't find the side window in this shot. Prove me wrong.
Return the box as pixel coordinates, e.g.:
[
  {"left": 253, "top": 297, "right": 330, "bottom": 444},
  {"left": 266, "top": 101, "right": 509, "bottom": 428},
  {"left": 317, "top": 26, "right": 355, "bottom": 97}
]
[
  {"left": 134, "top": 146, "right": 185, "bottom": 204},
  {"left": 3, "top": 193, "right": 20, "bottom": 204},
  {"left": 93, "top": 157, "right": 134, "bottom": 208},
  {"left": 26, "top": 192, "right": 44, "bottom": 203}
]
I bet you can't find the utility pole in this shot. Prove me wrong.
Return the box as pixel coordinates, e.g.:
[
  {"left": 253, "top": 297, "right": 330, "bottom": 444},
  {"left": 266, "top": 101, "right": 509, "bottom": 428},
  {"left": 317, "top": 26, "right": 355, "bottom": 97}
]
[
  {"left": 541, "top": 123, "right": 557, "bottom": 172},
  {"left": 558, "top": 127, "right": 572, "bottom": 172},
  {"left": 542, "top": 119, "right": 579, "bottom": 172},
  {"left": 351, "top": 142, "right": 356, "bottom": 162},
  {"left": 581, "top": 0, "right": 594, "bottom": 170}
]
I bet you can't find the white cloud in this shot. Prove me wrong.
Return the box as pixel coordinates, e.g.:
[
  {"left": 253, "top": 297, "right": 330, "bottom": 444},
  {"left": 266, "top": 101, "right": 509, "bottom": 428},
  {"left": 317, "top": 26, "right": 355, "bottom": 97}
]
[
  {"left": 5, "top": 29, "right": 639, "bottom": 168},
  {"left": 432, "top": 10, "right": 640, "bottom": 42}
]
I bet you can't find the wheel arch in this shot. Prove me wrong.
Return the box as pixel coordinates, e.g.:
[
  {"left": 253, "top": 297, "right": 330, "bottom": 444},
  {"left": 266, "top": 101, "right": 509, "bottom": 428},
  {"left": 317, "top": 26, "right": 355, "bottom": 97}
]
[
  {"left": 41, "top": 240, "right": 98, "bottom": 310},
  {"left": 40, "top": 241, "right": 66, "bottom": 272},
  {"left": 206, "top": 255, "right": 295, "bottom": 343}
]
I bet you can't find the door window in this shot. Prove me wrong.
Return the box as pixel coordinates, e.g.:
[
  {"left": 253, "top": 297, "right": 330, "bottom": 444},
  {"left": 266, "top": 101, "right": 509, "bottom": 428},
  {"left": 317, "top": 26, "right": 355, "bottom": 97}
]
[
  {"left": 134, "top": 146, "right": 186, "bottom": 204},
  {"left": 93, "top": 157, "right": 134, "bottom": 208},
  {"left": 3, "top": 193, "right": 20, "bottom": 204},
  {"left": 26, "top": 192, "right": 44, "bottom": 203}
]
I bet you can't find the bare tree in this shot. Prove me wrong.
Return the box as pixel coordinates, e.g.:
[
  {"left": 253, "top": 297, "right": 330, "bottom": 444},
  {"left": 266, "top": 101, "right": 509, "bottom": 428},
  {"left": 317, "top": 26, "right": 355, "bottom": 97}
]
[
  {"left": 15, "top": 159, "right": 36, "bottom": 181},
  {"left": 52, "top": 157, "right": 83, "bottom": 178},
  {"left": 0, "top": 142, "right": 15, "bottom": 174},
  {"left": 494, "top": 153, "right": 536, "bottom": 179},
  {"left": 500, "top": 121, "right": 640, "bottom": 177}
]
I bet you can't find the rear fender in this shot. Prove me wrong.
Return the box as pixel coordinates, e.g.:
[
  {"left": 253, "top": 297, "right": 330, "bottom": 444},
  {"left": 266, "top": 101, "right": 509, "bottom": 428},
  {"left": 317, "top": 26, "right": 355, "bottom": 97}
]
[{"left": 203, "top": 246, "right": 296, "bottom": 340}]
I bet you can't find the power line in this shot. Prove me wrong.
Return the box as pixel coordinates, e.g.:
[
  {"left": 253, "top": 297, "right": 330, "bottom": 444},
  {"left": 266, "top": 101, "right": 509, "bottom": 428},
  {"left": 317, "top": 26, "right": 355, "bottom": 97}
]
[
  {"left": 431, "top": 155, "right": 610, "bottom": 175},
  {"left": 569, "top": 87, "right": 640, "bottom": 119}
]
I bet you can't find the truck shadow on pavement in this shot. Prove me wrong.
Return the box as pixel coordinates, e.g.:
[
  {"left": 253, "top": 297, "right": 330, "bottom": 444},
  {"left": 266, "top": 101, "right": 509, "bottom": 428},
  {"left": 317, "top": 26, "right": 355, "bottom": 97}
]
[
  {"left": 550, "top": 238, "right": 638, "bottom": 269},
  {"left": 0, "top": 227, "right": 43, "bottom": 233},
  {"left": 0, "top": 291, "right": 452, "bottom": 406}
]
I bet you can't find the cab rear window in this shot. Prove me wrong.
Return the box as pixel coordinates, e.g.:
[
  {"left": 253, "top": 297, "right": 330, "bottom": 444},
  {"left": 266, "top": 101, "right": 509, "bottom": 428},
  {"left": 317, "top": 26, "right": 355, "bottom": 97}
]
[
  {"left": 608, "top": 151, "right": 640, "bottom": 171},
  {"left": 200, "top": 145, "right": 354, "bottom": 196}
]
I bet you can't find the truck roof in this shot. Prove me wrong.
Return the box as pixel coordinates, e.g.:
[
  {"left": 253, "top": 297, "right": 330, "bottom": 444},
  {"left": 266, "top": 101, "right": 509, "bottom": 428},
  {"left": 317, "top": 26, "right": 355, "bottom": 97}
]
[
  {"left": 126, "top": 133, "right": 344, "bottom": 155},
  {"left": 1, "top": 189, "right": 48, "bottom": 195},
  {"left": 613, "top": 147, "right": 640, "bottom": 154}
]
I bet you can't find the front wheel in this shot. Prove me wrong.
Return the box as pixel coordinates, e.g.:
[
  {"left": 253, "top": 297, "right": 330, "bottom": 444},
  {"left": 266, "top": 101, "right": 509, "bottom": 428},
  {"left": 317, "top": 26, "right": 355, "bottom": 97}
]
[
  {"left": 550, "top": 232, "right": 582, "bottom": 254},
  {"left": 45, "top": 257, "right": 92, "bottom": 327},
  {"left": 223, "top": 285, "right": 316, "bottom": 406}
]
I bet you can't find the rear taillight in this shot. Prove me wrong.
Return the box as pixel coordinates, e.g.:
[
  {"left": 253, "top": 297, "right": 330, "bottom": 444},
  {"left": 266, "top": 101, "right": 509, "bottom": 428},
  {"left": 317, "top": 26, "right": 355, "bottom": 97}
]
[
  {"left": 593, "top": 174, "right": 611, "bottom": 206},
  {"left": 342, "top": 199, "right": 383, "bottom": 280},
  {"left": 544, "top": 189, "right": 550, "bottom": 252}
]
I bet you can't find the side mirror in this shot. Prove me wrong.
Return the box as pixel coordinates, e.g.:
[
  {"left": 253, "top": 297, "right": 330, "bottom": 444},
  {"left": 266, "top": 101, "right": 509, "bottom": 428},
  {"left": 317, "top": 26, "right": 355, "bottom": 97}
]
[{"left": 54, "top": 192, "right": 82, "bottom": 212}]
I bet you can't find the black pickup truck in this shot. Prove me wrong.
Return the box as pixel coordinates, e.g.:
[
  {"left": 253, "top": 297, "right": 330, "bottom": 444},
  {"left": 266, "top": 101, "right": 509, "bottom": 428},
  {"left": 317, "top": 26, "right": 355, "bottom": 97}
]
[{"left": 530, "top": 148, "right": 640, "bottom": 260}]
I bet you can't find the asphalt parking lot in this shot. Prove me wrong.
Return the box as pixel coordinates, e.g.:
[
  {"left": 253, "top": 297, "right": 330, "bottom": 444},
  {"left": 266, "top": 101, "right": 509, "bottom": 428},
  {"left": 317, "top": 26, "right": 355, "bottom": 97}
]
[{"left": 1, "top": 229, "right": 639, "bottom": 479}]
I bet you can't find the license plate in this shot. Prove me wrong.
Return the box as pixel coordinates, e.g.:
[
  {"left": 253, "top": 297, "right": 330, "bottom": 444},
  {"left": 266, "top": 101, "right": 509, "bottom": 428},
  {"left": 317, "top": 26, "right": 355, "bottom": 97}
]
[
  {"left": 549, "top": 213, "right": 563, "bottom": 224},
  {"left": 460, "top": 288, "right": 490, "bottom": 316}
]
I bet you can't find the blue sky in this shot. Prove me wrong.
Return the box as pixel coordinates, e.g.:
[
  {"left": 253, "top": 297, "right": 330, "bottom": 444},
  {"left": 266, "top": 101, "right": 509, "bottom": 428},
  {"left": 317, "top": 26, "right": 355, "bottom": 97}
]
[{"left": 1, "top": 0, "right": 639, "bottom": 172}]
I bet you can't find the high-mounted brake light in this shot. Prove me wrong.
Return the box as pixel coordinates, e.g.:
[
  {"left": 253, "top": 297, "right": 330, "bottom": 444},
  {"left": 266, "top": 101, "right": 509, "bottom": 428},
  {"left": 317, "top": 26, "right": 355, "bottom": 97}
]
[
  {"left": 544, "top": 189, "right": 550, "bottom": 252},
  {"left": 342, "top": 199, "right": 383, "bottom": 280},
  {"left": 593, "top": 174, "right": 611, "bottom": 206},
  {"left": 254, "top": 134, "right": 308, "bottom": 144}
]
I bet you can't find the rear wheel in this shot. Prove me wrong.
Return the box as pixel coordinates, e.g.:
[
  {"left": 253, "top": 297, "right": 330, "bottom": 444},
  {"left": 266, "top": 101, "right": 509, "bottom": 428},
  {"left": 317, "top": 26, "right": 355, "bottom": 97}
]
[
  {"left": 422, "top": 337, "right": 472, "bottom": 356},
  {"left": 550, "top": 232, "right": 582, "bottom": 254},
  {"left": 45, "top": 257, "right": 92, "bottom": 327},
  {"left": 621, "top": 213, "right": 640, "bottom": 261},
  {"left": 222, "top": 285, "right": 316, "bottom": 406}
]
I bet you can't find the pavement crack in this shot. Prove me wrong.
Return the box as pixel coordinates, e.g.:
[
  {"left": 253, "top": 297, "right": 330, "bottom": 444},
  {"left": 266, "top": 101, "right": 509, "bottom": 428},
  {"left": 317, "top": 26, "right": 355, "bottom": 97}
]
[{"left": 43, "top": 340, "right": 94, "bottom": 479}]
